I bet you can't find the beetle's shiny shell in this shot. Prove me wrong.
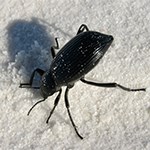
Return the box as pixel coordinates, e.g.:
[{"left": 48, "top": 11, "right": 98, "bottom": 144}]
[{"left": 50, "top": 31, "right": 113, "bottom": 86}]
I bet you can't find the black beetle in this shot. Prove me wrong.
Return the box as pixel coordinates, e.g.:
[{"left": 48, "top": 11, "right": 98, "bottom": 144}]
[{"left": 20, "top": 24, "right": 146, "bottom": 139}]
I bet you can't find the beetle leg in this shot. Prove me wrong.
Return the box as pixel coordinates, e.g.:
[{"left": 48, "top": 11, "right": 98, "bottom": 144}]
[
  {"left": 77, "top": 24, "right": 89, "bottom": 35},
  {"left": 51, "top": 38, "right": 59, "bottom": 58},
  {"left": 46, "top": 89, "right": 62, "bottom": 123},
  {"left": 19, "top": 68, "right": 45, "bottom": 89},
  {"left": 80, "top": 78, "right": 146, "bottom": 92},
  {"left": 64, "top": 86, "right": 83, "bottom": 139}
]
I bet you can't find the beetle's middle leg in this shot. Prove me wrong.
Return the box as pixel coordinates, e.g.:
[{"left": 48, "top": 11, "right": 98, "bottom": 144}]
[
  {"left": 19, "top": 68, "right": 45, "bottom": 89},
  {"left": 64, "top": 86, "right": 83, "bottom": 139},
  {"left": 80, "top": 78, "right": 146, "bottom": 92},
  {"left": 77, "top": 24, "right": 89, "bottom": 35},
  {"left": 51, "top": 38, "right": 59, "bottom": 58}
]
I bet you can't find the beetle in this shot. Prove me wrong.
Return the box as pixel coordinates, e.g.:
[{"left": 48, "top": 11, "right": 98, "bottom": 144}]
[{"left": 20, "top": 24, "right": 146, "bottom": 139}]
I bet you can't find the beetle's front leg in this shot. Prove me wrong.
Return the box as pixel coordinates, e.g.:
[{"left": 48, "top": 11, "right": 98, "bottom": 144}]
[
  {"left": 46, "top": 89, "right": 62, "bottom": 123},
  {"left": 80, "top": 78, "right": 146, "bottom": 92},
  {"left": 19, "top": 68, "right": 45, "bottom": 89}
]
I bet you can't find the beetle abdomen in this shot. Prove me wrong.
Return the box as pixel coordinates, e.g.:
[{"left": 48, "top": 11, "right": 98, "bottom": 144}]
[{"left": 51, "top": 31, "right": 113, "bottom": 86}]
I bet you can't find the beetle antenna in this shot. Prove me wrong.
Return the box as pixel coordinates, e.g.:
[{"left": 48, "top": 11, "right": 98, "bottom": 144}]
[{"left": 27, "top": 99, "right": 46, "bottom": 115}]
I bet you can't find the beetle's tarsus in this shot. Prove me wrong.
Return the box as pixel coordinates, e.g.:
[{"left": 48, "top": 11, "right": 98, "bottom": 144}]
[
  {"left": 116, "top": 84, "right": 146, "bottom": 92},
  {"left": 19, "top": 83, "right": 40, "bottom": 89},
  {"left": 19, "top": 83, "right": 31, "bottom": 88}
]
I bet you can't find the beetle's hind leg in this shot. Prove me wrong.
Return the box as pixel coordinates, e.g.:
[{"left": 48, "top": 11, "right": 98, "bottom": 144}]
[
  {"left": 64, "top": 86, "right": 83, "bottom": 139},
  {"left": 77, "top": 24, "right": 89, "bottom": 35},
  {"left": 19, "top": 68, "right": 45, "bottom": 89},
  {"left": 51, "top": 38, "right": 59, "bottom": 58},
  {"left": 80, "top": 78, "right": 146, "bottom": 92}
]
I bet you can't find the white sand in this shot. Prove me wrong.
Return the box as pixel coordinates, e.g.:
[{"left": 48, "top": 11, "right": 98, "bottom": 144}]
[{"left": 0, "top": 0, "right": 150, "bottom": 149}]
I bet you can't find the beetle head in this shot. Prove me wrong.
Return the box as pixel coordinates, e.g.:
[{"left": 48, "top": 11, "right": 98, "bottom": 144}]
[{"left": 40, "top": 71, "right": 56, "bottom": 99}]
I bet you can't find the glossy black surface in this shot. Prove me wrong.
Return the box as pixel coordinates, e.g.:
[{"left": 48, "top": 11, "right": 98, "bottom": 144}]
[{"left": 51, "top": 31, "right": 113, "bottom": 86}]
